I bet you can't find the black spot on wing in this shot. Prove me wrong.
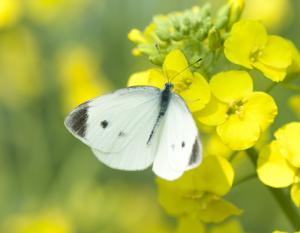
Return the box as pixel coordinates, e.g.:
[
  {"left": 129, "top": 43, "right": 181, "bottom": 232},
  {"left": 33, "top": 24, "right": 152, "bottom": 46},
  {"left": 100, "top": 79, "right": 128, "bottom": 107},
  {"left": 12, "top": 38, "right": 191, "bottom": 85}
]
[
  {"left": 181, "top": 141, "right": 185, "bottom": 148},
  {"left": 100, "top": 120, "right": 109, "bottom": 129},
  {"left": 118, "top": 131, "right": 125, "bottom": 137},
  {"left": 68, "top": 106, "right": 88, "bottom": 137},
  {"left": 189, "top": 139, "right": 200, "bottom": 166}
]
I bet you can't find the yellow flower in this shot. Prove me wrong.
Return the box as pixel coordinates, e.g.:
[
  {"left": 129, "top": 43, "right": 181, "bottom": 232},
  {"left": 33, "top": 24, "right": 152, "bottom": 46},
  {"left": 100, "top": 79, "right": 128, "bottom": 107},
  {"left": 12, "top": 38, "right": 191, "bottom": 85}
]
[
  {"left": 2, "top": 211, "right": 72, "bottom": 233},
  {"left": 242, "top": 0, "right": 292, "bottom": 32},
  {"left": 257, "top": 122, "right": 300, "bottom": 207},
  {"left": 224, "top": 20, "right": 292, "bottom": 82},
  {"left": 196, "top": 70, "right": 277, "bottom": 150},
  {"left": 128, "top": 49, "right": 211, "bottom": 112},
  {"left": 286, "top": 40, "right": 300, "bottom": 77},
  {"left": 289, "top": 95, "right": 300, "bottom": 118},
  {"left": 0, "top": 28, "right": 41, "bottom": 108},
  {"left": 58, "top": 47, "right": 111, "bottom": 112},
  {"left": 228, "top": 0, "right": 245, "bottom": 27},
  {"left": 204, "top": 133, "right": 233, "bottom": 159},
  {"left": 128, "top": 23, "right": 157, "bottom": 57},
  {"left": 176, "top": 216, "right": 205, "bottom": 233},
  {"left": 0, "top": 0, "right": 20, "bottom": 28},
  {"left": 157, "top": 156, "right": 241, "bottom": 223},
  {"left": 25, "top": 0, "right": 89, "bottom": 24}
]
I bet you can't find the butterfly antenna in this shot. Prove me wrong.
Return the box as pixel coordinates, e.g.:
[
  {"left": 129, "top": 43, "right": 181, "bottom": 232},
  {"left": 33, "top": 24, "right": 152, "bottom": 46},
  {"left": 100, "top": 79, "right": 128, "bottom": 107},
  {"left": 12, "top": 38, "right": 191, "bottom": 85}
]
[
  {"left": 169, "top": 57, "right": 202, "bottom": 82},
  {"left": 155, "top": 44, "right": 170, "bottom": 83}
]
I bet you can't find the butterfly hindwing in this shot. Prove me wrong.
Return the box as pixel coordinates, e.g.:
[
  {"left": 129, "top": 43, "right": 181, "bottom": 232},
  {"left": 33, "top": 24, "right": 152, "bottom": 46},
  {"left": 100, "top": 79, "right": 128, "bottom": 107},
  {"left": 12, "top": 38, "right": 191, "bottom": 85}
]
[
  {"left": 65, "top": 86, "right": 162, "bottom": 170},
  {"left": 152, "top": 93, "right": 202, "bottom": 180}
]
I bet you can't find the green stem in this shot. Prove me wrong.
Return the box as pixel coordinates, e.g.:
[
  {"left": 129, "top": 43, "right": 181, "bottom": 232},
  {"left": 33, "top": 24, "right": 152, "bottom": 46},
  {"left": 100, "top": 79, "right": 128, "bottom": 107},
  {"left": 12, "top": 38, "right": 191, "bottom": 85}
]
[
  {"left": 282, "top": 83, "right": 300, "bottom": 92},
  {"left": 264, "top": 82, "right": 277, "bottom": 93},
  {"left": 234, "top": 173, "right": 257, "bottom": 186},
  {"left": 246, "top": 148, "right": 300, "bottom": 230}
]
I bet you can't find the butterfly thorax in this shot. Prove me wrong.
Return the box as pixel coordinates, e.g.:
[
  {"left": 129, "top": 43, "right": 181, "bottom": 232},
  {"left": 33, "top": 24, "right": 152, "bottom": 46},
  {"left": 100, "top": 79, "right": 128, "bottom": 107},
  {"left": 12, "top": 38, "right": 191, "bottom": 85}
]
[
  {"left": 160, "top": 83, "right": 173, "bottom": 115},
  {"left": 147, "top": 83, "right": 173, "bottom": 144}
]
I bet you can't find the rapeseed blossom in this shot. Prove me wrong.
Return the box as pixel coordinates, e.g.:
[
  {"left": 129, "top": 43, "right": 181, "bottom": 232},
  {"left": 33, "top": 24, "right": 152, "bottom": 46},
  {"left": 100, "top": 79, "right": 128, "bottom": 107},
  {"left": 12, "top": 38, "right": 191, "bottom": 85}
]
[
  {"left": 197, "top": 70, "right": 277, "bottom": 150},
  {"left": 257, "top": 122, "right": 300, "bottom": 207},
  {"left": 224, "top": 20, "right": 292, "bottom": 82},
  {"left": 157, "top": 156, "right": 241, "bottom": 225},
  {"left": 126, "top": 0, "right": 300, "bottom": 232}
]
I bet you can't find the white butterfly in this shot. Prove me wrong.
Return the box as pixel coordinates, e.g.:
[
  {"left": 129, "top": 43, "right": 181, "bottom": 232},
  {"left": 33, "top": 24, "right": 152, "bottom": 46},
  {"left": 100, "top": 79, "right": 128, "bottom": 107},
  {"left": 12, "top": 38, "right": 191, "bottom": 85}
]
[{"left": 65, "top": 67, "right": 202, "bottom": 181}]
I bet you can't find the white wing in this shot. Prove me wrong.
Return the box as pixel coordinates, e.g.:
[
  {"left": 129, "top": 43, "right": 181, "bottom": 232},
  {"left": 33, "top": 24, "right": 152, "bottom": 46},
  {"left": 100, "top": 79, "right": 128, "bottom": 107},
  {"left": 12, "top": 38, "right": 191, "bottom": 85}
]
[
  {"left": 152, "top": 94, "right": 202, "bottom": 180},
  {"left": 65, "top": 86, "right": 161, "bottom": 170}
]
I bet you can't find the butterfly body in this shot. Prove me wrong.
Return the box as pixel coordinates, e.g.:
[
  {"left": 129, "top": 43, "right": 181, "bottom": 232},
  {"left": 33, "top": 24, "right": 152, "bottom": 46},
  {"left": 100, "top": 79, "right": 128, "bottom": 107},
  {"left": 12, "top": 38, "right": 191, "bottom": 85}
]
[
  {"left": 65, "top": 83, "right": 202, "bottom": 180},
  {"left": 147, "top": 83, "right": 173, "bottom": 144}
]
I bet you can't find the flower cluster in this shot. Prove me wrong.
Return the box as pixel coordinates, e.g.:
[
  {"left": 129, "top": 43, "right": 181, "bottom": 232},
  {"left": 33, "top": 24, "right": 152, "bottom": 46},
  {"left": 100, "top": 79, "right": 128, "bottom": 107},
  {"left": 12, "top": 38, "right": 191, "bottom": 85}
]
[{"left": 128, "top": 0, "right": 300, "bottom": 232}]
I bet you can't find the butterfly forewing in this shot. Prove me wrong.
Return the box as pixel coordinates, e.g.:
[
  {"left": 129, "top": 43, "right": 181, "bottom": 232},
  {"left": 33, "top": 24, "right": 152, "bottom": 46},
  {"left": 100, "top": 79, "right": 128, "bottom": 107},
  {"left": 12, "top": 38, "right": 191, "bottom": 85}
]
[{"left": 65, "top": 86, "right": 162, "bottom": 170}]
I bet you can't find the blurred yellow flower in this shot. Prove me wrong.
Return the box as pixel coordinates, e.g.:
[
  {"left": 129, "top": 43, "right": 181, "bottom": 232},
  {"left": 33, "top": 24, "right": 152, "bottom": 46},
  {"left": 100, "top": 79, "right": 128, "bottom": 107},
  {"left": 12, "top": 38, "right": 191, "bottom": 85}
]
[
  {"left": 286, "top": 40, "right": 300, "bottom": 77},
  {"left": 0, "top": 28, "right": 41, "bottom": 107},
  {"left": 128, "top": 23, "right": 157, "bottom": 56},
  {"left": 224, "top": 20, "right": 292, "bottom": 82},
  {"left": 196, "top": 70, "right": 277, "bottom": 150},
  {"left": 25, "top": 0, "right": 90, "bottom": 24},
  {"left": 176, "top": 216, "right": 205, "bottom": 233},
  {"left": 128, "top": 49, "right": 211, "bottom": 112},
  {"left": 257, "top": 122, "right": 300, "bottom": 207},
  {"left": 157, "top": 156, "right": 241, "bottom": 224},
  {"left": 289, "top": 95, "right": 300, "bottom": 118},
  {"left": 58, "top": 47, "right": 111, "bottom": 112},
  {"left": 0, "top": 0, "right": 20, "bottom": 28},
  {"left": 243, "top": 0, "right": 293, "bottom": 32},
  {"left": 2, "top": 211, "right": 72, "bottom": 233},
  {"left": 228, "top": 0, "right": 245, "bottom": 27}
]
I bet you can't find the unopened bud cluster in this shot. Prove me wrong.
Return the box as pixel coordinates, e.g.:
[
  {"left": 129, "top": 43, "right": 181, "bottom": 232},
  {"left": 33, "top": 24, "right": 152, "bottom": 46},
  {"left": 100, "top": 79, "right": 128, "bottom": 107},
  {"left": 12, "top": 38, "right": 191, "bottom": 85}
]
[{"left": 128, "top": 2, "right": 242, "bottom": 69}]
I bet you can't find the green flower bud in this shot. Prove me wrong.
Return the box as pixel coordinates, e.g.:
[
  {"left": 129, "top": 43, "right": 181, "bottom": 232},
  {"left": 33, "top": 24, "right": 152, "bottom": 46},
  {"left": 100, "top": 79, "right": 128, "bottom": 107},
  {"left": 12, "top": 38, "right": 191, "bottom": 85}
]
[
  {"left": 149, "top": 55, "right": 164, "bottom": 65},
  {"left": 171, "top": 31, "right": 183, "bottom": 41},
  {"left": 196, "top": 29, "right": 207, "bottom": 41},
  {"left": 155, "top": 28, "right": 170, "bottom": 41},
  {"left": 208, "top": 28, "right": 221, "bottom": 50}
]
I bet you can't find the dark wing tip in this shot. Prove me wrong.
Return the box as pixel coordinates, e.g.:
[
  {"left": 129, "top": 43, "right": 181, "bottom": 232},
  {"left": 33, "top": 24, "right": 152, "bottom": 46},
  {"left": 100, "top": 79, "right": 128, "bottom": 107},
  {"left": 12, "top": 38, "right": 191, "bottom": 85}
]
[
  {"left": 188, "top": 138, "right": 202, "bottom": 167},
  {"left": 65, "top": 104, "right": 89, "bottom": 138}
]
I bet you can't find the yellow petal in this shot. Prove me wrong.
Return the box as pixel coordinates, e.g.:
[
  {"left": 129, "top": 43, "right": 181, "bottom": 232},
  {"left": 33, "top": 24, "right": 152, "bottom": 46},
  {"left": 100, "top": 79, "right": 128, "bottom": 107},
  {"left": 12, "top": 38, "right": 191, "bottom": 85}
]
[
  {"left": 176, "top": 216, "right": 206, "bottom": 233},
  {"left": 163, "top": 49, "right": 193, "bottom": 83},
  {"left": 156, "top": 177, "right": 198, "bottom": 216},
  {"left": 275, "top": 122, "right": 300, "bottom": 167},
  {"left": 195, "top": 96, "right": 228, "bottom": 126},
  {"left": 217, "top": 114, "right": 260, "bottom": 150},
  {"left": 288, "top": 95, "right": 300, "bottom": 119},
  {"left": 224, "top": 20, "right": 268, "bottom": 68},
  {"left": 148, "top": 69, "right": 166, "bottom": 89},
  {"left": 127, "top": 70, "right": 150, "bottom": 87},
  {"left": 254, "top": 36, "right": 292, "bottom": 81},
  {"left": 128, "top": 28, "right": 146, "bottom": 43},
  {"left": 210, "top": 71, "right": 253, "bottom": 103},
  {"left": 179, "top": 72, "right": 211, "bottom": 112},
  {"left": 259, "top": 36, "right": 292, "bottom": 68},
  {"left": 205, "top": 133, "right": 233, "bottom": 159},
  {"left": 193, "top": 155, "right": 235, "bottom": 196},
  {"left": 291, "top": 182, "right": 300, "bottom": 208},
  {"left": 286, "top": 40, "right": 300, "bottom": 76},
  {"left": 244, "top": 92, "right": 278, "bottom": 131},
  {"left": 197, "top": 198, "right": 242, "bottom": 223},
  {"left": 252, "top": 62, "right": 287, "bottom": 82},
  {"left": 257, "top": 142, "right": 296, "bottom": 188}
]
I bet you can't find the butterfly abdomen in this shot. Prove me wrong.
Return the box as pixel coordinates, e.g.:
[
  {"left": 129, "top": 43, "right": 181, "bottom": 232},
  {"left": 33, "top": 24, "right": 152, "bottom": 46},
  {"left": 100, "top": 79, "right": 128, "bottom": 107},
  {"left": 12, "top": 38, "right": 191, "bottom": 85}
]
[{"left": 147, "top": 83, "right": 173, "bottom": 144}]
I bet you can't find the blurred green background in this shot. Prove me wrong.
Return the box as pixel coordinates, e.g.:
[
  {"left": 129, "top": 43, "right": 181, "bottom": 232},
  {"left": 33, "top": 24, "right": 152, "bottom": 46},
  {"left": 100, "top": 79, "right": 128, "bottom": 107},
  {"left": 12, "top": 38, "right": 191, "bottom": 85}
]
[{"left": 0, "top": 0, "right": 299, "bottom": 232}]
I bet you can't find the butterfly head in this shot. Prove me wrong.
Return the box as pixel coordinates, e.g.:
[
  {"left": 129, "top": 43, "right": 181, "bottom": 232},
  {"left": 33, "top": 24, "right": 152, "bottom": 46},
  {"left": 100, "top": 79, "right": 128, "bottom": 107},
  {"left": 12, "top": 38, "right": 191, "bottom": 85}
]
[{"left": 165, "top": 83, "right": 174, "bottom": 91}]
